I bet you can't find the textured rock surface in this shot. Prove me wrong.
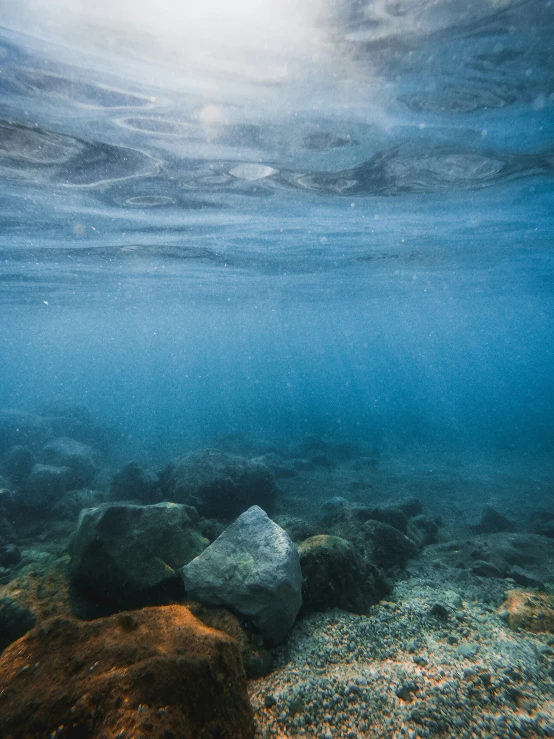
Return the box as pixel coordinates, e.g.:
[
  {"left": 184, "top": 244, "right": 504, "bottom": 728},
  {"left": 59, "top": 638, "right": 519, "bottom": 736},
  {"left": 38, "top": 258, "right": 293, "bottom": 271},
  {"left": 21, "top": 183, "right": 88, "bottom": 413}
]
[
  {"left": 170, "top": 449, "right": 278, "bottom": 518},
  {"left": 0, "top": 605, "right": 254, "bottom": 739},
  {"left": 183, "top": 506, "right": 302, "bottom": 644},
  {"left": 298, "top": 534, "right": 387, "bottom": 614},
  {"left": 499, "top": 589, "right": 554, "bottom": 633},
  {"left": 0, "top": 596, "right": 36, "bottom": 653},
  {"left": 70, "top": 502, "right": 208, "bottom": 610}
]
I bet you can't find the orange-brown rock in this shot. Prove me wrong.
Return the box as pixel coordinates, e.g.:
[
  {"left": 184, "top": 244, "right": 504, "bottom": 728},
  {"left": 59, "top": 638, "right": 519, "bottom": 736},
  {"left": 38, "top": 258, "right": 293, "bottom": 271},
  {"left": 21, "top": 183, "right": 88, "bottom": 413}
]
[
  {"left": 499, "top": 589, "right": 554, "bottom": 633},
  {"left": 0, "top": 604, "right": 254, "bottom": 739}
]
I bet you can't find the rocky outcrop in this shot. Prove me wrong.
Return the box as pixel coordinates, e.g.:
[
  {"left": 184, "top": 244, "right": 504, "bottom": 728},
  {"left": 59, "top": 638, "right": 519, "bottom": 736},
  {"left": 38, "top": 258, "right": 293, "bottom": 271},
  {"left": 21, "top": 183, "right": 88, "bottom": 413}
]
[
  {"left": 25, "top": 464, "right": 74, "bottom": 507},
  {"left": 168, "top": 449, "right": 278, "bottom": 518},
  {"left": 183, "top": 506, "right": 302, "bottom": 644},
  {"left": 69, "top": 502, "right": 208, "bottom": 611},
  {"left": 0, "top": 605, "right": 254, "bottom": 739}
]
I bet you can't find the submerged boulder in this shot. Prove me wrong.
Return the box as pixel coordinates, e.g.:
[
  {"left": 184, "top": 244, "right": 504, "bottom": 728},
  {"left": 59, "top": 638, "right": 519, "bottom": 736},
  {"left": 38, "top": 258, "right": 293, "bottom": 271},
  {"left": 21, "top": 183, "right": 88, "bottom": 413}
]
[
  {"left": 183, "top": 506, "right": 302, "bottom": 644},
  {"left": 25, "top": 464, "right": 74, "bottom": 507},
  {"left": 69, "top": 502, "right": 208, "bottom": 611},
  {"left": 298, "top": 534, "right": 387, "bottom": 614},
  {"left": 0, "top": 605, "right": 254, "bottom": 739},
  {"left": 41, "top": 436, "right": 98, "bottom": 487},
  {"left": 170, "top": 449, "right": 278, "bottom": 518},
  {"left": 110, "top": 461, "right": 161, "bottom": 503}
]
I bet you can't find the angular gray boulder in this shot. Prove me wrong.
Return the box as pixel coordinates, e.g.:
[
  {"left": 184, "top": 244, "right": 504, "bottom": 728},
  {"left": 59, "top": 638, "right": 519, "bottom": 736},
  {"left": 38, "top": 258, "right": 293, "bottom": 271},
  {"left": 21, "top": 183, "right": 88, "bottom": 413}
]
[
  {"left": 182, "top": 506, "right": 302, "bottom": 644},
  {"left": 69, "top": 502, "right": 208, "bottom": 610}
]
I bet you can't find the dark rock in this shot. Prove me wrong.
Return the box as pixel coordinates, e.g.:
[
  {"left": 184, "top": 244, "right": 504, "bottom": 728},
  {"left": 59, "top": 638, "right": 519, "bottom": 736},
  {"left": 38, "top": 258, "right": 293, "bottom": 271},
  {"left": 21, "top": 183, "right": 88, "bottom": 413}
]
[
  {"left": 188, "top": 602, "right": 274, "bottom": 679},
  {"left": 183, "top": 506, "right": 302, "bottom": 644},
  {"left": 407, "top": 514, "right": 439, "bottom": 548},
  {"left": 356, "top": 519, "right": 418, "bottom": 572},
  {"left": 69, "top": 502, "right": 208, "bottom": 611},
  {"left": 396, "top": 682, "right": 419, "bottom": 701},
  {"left": 0, "top": 517, "right": 16, "bottom": 544},
  {"left": 25, "top": 464, "right": 74, "bottom": 507},
  {"left": 110, "top": 461, "right": 161, "bottom": 503},
  {"left": 529, "top": 510, "right": 554, "bottom": 538},
  {"left": 265, "top": 694, "right": 278, "bottom": 708},
  {"left": 170, "top": 449, "right": 278, "bottom": 518},
  {"left": 508, "top": 566, "right": 545, "bottom": 589},
  {"left": 422, "top": 533, "right": 554, "bottom": 585},
  {"left": 429, "top": 602, "right": 449, "bottom": 619},
  {"left": 473, "top": 505, "right": 515, "bottom": 534},
  {"left": 298, "top": 534, "right": 386, "bottom": 614},
  {"left": 41, "top": 437, "right": 98, "bottom": 487},
  {"left": 1, "top": 445, "right": 35, "bottom": 485},
  {"left": 360, "top": 505, "right": 408, "bottom": 533},
  {"left": 0, "top": 544, "right": 21, "bottom": 567},
  {"left": 395, "top": 497, "right": 424, "bottom": 518},
  {"left": 0, "top": 605, "right": 255, "bottom": 739},
  {"left": 51, "top": 488, "right": 109, "bottom": 520},
  {"left": 0, "top": 597, "right": 36, "bottom": 653},
  {"left": 273, "top": 515, "right": 316, "bottom": 543}
]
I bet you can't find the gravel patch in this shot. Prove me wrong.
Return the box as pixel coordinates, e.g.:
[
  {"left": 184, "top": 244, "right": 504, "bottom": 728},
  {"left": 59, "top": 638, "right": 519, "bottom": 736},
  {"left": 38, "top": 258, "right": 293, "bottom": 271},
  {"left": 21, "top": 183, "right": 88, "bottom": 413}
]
[{"left": 249, "top": 580, "right": 554, "bottom": 738}]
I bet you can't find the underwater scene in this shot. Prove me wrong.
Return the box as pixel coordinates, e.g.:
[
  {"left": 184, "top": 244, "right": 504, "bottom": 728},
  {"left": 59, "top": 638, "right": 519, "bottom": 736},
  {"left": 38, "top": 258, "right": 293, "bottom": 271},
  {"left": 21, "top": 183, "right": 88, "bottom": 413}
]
[{"left": 0, "top": 0, "right": 554, "bottom": 736}]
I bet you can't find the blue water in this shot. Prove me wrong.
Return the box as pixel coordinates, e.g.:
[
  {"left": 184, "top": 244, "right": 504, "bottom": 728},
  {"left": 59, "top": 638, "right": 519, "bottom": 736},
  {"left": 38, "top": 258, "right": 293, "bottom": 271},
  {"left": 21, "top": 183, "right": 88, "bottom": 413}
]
[{"left": 0, "top": 0, "right": 553, "bottom": 472}]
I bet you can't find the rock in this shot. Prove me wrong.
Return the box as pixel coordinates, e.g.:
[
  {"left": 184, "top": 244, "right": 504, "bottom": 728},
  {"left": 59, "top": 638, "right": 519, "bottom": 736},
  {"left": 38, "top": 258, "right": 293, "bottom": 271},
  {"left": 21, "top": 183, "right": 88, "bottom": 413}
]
[
  {"left": 0, "top": 445, "right": 35, "bottom": 485},
  {"left": 407, "top": 514, "right": 439, "bottom": 548},
  {"left": 395, "top": 497, "right": 424, "bottom": 518},
  {"left": 170, "top": 449, "right": 278, "bottom": 518},
  {"left": 472, "top": 505, "right": 515, "bottom": 534},
  {"left": 110, "top": 461, "right": 161, "bottom": 503},
  {"left": 273, "top": 515, "right": 316, "bottom": 543},
  {"left": 321, "top": 496, "right": 350, "bottom": 520},
  {"left": 51, "top": 488, "right": 108, "bottom": 520},
  {"left": 0, "top": 544, "right": 21, "bottom": 567},
  {"left": 252, "top": 453, "right": 299, "bottom": 479},
  {"left": 0, "top": 597, "right": 36, "bottom": 653},
  {"left": 298, "top": 535, "right": 386, "bottom": 614},
  {"left": 183, "top": 506, "right": 302, "bottom": 644},
  {"left": 499, "top": 590, "right": 554, "bottom": 633},
  {"left": 0, "top": 605, "right": 254, "bottom": 739},
  {"left": 0, "top": 410, "right": 53, "bottom": 454},
  {"left": 508, "top": 565, "right": 545, "bottom": 589},
  {"left": 69, "top": 502, "right": 208, "bottom": 611},
  {"left": 422, "top": 533, "right": 554, "bottom": 585},
  {"left": 356, "top": 520, "right": 418, "bottom": 572},
  {"left": 188, "top": 602, "right": 274, "bottom": 679},
  {"left": 529, "top": 510, "right": 554, "bottom": 538},
  {"left": 359, "top": 505, "right": 408, "bottom": 533},
  {"left": 41, "top": 436, "right": 98, "bottom": 487},
  {"left": 25, "top": 464, "right": 74, "bottom": 506}
]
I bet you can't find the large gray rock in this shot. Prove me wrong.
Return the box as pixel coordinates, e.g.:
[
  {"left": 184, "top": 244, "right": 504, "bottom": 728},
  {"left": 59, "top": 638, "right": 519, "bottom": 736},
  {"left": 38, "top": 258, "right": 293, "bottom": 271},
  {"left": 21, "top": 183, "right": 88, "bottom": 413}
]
[
  {"left": 182, "top": 506, "right": 302, "bottom": 644},
  {"left": 69, "top": 502, "right": 208, "bottom": 611},
  {"left": 41, "top": 437, "right": 98, "bottom": 487},
  {"left": 169, "top": 449, "right": 278, "bottom": 518}
]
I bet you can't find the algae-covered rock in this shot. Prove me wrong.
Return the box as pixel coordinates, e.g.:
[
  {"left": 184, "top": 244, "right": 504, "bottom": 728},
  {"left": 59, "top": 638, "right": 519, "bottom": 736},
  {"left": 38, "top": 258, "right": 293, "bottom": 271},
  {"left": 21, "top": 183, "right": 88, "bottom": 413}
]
[
  {"left": 298, "top": 534, "right": 387, "bottom": 613},
  {"left": 69, "top": 501, "right": 208, "bottom": 610}
]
